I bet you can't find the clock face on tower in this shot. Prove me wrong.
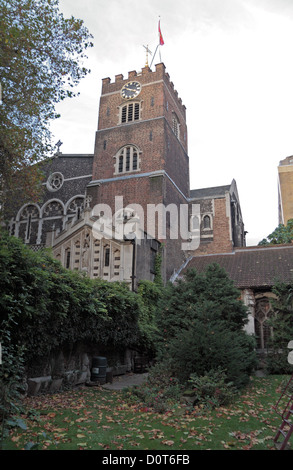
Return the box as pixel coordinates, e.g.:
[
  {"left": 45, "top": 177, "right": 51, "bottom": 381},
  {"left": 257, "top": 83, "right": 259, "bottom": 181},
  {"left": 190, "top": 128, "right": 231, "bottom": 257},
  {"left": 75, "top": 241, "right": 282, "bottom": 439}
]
[{"left": 121, "top": 81, "right": 141, "bottom": 100}]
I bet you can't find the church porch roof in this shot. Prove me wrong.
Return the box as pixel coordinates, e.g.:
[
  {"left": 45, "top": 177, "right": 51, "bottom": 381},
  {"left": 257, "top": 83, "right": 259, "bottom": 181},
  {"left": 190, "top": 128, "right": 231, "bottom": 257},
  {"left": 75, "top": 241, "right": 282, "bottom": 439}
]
[{"left": 181, "top": 244, "right": 293, "bottom": 289}]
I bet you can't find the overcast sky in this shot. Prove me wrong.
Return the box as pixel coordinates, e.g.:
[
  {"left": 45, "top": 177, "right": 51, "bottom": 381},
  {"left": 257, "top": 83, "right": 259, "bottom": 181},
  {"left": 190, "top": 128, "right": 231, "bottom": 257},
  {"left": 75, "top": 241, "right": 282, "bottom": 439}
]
[{"left": 50, "top": 0, "right": 293, "bottom": 246}]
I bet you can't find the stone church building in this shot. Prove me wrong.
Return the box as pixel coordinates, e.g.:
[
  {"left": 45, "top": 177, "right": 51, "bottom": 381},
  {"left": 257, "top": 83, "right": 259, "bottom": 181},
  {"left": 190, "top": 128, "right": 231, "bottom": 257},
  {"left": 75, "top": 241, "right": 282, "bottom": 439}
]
[
  {"left": 6, "top": 62, "right": 293, "bottom": 353},
  {"left": 7, "top": 62, "right": 246, "bottom": 286}
]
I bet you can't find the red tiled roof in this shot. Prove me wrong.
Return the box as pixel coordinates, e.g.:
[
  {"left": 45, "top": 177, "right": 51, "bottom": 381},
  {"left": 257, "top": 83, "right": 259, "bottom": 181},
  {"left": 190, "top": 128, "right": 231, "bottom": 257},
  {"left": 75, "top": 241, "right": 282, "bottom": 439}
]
[{"left": 182, "top": 245, "right": 293, "bottom": 289}]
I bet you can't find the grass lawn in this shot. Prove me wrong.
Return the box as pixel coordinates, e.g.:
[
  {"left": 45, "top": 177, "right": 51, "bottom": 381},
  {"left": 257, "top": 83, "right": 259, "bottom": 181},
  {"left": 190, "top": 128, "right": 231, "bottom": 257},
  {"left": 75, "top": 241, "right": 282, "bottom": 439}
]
[{"left": 2, "top": 374, "right": 292, "bottom": 451}]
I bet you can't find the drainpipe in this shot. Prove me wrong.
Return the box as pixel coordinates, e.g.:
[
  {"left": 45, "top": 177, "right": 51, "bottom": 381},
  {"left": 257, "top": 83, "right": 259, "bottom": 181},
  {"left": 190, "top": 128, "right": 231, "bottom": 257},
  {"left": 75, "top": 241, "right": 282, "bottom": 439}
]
[
  {"left": 131, "top": 238, "right": 136, "bottom": 291},
  {"left": 124, "top": 233, "right": 136, "bottom": 291}
]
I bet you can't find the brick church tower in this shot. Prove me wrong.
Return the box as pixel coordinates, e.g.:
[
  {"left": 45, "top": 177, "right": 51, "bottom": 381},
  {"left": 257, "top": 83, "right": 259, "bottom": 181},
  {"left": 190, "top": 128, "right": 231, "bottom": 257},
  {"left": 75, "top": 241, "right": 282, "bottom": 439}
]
[
  {"left": 6, "top": 61, "right": 245, "bottom": 288},
  {"left": 87, "top": 63, "right": 191, "bottom": 282}
]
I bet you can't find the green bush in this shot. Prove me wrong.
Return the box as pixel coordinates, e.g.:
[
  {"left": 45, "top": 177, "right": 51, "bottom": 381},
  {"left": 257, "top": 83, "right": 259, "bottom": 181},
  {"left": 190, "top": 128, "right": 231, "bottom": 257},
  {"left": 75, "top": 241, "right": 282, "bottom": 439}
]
[
  {"left": 165, "top": 322, "right": 256, "bottom": 388},
  {"left": 188, "top": 368, "right": 237, "bottom": 409},
  {"left": 265, "top": 281, "right": 293, "bottom": 374},
  {"left": 0, "top": 321, "right": 26, "bottom": 446},
  {"left": 155, "top": 264, "right": 257, "bottom": 389},
  {"left": 128, "top": 362, "right": 184, "bottom": 413}
]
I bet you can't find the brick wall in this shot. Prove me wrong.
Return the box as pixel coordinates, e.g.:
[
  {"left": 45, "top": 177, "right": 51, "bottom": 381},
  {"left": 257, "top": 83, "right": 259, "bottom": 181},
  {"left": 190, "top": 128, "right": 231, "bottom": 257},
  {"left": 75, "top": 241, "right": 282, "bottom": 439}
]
[
  {"left": 193, "top": 197, "right": 233, "bottom": 256},
  {"left": 92, "top": 63, "right": 189, "bottom": 197},
  {"left": 98, "top": 63, "right": 186, "bottom": 135}
]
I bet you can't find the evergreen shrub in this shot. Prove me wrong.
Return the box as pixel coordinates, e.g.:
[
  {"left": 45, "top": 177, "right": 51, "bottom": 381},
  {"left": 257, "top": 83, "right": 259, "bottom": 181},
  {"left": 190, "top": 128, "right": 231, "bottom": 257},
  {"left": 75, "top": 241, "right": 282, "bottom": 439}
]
[{"left": 155, "top": 264, "right": 257, "bottom": 389}]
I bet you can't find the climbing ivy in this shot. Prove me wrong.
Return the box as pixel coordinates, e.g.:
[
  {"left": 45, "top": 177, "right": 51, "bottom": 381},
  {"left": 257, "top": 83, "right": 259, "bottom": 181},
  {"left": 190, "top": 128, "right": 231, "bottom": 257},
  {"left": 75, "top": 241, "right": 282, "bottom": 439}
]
[{"left": 0, "top": 230, "right": 147, "bottom": 363}]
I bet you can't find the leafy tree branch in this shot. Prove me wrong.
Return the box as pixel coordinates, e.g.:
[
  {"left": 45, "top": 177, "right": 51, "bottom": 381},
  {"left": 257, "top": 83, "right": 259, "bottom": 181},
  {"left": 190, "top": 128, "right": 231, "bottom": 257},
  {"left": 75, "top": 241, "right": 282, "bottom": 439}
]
[{"left": 0, "top": 0, "right": 93, "bottom": 208}]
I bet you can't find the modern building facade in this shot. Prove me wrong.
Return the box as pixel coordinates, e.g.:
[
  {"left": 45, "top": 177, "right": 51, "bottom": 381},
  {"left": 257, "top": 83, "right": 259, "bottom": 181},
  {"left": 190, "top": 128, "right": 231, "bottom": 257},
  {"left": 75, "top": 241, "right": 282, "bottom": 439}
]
[{"left": 278, "top": 155, "right": 293, "bottom": 225}]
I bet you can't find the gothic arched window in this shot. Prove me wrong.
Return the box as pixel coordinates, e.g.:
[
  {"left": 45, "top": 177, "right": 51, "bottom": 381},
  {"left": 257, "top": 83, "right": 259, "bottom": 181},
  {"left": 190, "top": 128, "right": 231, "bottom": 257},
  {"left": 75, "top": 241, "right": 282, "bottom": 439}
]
[
  {"left": 41, "top": 199, "right": 64, "bottom": 240},
  {"left": 18, "top": 204, "right": 40, "bottom": 244},
  {"left": 203, "top": 214, "right": 211, "bottom": 229},
  {"left": 66, "top": 196, "right": 85, "bottom": 219},
  {"left": 172, "top": 113, "right": 180, "bottom": 139},
  {"left": 42, "top": 200, "right": 63, "bottom": 217},
  {"left": 254, "top": 297, "right": 274, "bottom": 349},
  {"left": 115, "top": 145, "right": 140, "bottom": 174}
]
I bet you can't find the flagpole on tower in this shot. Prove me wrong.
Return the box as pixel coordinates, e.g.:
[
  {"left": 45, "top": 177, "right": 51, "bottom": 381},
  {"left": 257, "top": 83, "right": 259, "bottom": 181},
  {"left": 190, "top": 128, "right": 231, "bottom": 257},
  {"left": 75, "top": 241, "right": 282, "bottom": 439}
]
[
  {"left": 143, "top": 44, "right": 152, "bottom": 67},
  {"left": 150, "top": 17, "right": 164, "bottom": 68},
  {"left": 150, "top": 45, "right": 158, "bottom": 68}
]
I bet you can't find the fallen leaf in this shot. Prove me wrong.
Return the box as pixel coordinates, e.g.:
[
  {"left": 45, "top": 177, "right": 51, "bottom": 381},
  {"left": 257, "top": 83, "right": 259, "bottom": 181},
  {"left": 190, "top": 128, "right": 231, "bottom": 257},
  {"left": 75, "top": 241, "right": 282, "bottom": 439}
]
[{"left": 161, "top": 440, "right": 174, "bottom": 446}]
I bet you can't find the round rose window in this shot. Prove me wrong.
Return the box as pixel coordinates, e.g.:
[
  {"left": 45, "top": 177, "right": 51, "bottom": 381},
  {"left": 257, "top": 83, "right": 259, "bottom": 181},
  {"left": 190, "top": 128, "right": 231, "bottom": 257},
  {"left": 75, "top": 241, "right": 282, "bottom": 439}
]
[{"left": 46, "top": 172, "right": 64, "bottom": 192}]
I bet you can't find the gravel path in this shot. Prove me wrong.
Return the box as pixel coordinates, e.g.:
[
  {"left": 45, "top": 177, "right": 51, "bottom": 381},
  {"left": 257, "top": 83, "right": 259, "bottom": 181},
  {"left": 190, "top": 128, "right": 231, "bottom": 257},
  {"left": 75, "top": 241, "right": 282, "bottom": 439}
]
[{"left": 101, "top": 372, "right": 148, "bottom": 390}]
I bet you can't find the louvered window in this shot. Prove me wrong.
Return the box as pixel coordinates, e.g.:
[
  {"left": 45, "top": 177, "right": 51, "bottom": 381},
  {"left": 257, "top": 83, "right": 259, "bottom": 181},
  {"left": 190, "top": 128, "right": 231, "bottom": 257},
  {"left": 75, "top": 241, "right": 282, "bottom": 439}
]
[
  {"left": 121, "top": 102, "right": 140, "bottom": 123},
  {"left": 172, "top": 113, "right": 180, "bottom": 139}
]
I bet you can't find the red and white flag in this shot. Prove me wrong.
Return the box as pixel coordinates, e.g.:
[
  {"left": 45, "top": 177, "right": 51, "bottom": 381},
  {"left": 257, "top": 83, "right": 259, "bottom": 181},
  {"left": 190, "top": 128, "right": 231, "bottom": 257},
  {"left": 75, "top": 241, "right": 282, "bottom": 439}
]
[{"left": 158, "top": 20, "right": 164, "bottom": 45}]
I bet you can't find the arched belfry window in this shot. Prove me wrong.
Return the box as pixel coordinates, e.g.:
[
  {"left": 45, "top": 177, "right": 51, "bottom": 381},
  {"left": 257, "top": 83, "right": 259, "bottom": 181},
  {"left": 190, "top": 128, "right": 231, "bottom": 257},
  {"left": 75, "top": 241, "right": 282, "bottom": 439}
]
[
  {"left": 172, "top": 112, "right": 180, "bottom": 139},
  {"left": 114, "top": 145, "right": 140, "bottom": 174},
  {"left": 120, "top": 102, "right": 140, "bottom": 124}
]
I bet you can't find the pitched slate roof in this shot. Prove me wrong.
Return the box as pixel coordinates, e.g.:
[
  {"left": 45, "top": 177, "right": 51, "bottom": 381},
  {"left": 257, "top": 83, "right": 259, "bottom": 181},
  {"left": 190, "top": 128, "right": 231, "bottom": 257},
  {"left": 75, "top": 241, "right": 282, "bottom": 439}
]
[
  {"left": 181, "top": 245, "right": 293, "bottom": 289},
  {"left": 189, "top": 185, "right": 231, "bottom": 200}
]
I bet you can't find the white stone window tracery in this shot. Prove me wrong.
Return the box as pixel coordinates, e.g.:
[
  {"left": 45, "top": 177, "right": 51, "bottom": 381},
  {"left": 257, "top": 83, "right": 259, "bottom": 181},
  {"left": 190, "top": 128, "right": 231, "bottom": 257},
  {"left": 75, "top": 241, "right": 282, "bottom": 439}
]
[
  {"left": 20, "top": 204, "right": 39, "bottom": 221},
  {"left": 114, "top": 145, "right": 140, "bottom": 174},
  {"left": 46, "top": 172, "right": 64, "bottom": 192},
  {"left": 43, "top": 200, "right": 64, "bottom": 217},
  {"left": 19, "top": 204, "right": 40, "bottom": 243},
  {"left": 254, "top": 297, "right": 274, "bottom": 350},
  {"left": 67, "top": 197, "right": 85, "bottom": 219}
]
